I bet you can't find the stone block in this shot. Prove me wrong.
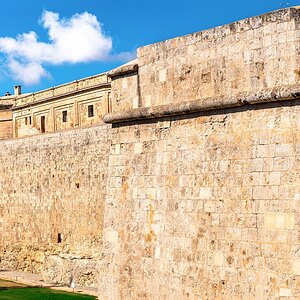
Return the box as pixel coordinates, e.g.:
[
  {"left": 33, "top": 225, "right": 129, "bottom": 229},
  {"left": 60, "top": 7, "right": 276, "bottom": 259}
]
[
  {"left": 292, "top": 259, "right": 300, "bottom": 275},
  {"left": 159, "top": 69, "right": 167, "bottom": 82},
  {"left": 134, "top": 143, "right": 143, "bottom": 154},
  {"left": 115, "top": 144, "right": 121, "bottom": 155},
  {"left": 279, "top": 288, "right": 292, "bottom": 297},
  {"left": 199, "top": 187, "right": 212, "bottom": 199},
  {"left": 264, "top": 213, "right": 295, "bottom": 230},
  {"left": 214, "top": 252, "right": 224, "bottom": 267}
]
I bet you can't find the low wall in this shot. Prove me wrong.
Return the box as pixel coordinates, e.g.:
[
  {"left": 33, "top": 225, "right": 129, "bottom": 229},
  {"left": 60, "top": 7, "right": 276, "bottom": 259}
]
[{"left": 0, "top": 124, "right": 111, "bottom": 287}]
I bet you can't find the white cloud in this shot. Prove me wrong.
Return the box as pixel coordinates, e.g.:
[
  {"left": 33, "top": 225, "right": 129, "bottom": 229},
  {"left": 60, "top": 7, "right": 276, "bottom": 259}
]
[
  {"left": 8, "top": 59, "right": 49, "bottom": 85},
  {"left": 0, "top": 11, "right": 134, "bottom": 85}
]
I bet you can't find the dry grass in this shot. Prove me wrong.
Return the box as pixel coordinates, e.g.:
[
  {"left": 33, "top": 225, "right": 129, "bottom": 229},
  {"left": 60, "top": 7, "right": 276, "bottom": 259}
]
[{"left": 0, "top": 279, "right": 27, "bottom": 288}]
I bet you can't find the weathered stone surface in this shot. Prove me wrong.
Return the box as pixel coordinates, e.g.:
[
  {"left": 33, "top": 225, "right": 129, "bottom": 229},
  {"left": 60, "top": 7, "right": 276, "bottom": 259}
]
[
  {"left": 0, "top": 125, "right": 111, "bottom": 287},
  {"left": 0, "top": 97, "right": 14, "bottom": 139},
  {"left": 98, "top": 7, "right": 300, "bottom": 300},
  {"left": 137, "top": 7, "right": 300, "bottom": 108},
  {"left": 107, "top": 7, "right": 300, "bottom": 119},
  {"left": 107, "top": 59, "right": 138, "bottom": 78},
  {"left": 107, "top": 60, "right": 140, "bottom": 114},
  {"left": 103, "top": 83, "right": 300, "bottom": 123},
  {"left": 99, "top": 100, "right": 300, "bottom": 299},
  {"left": 2, "top": 6, "right": 300, "bottom": 300}
]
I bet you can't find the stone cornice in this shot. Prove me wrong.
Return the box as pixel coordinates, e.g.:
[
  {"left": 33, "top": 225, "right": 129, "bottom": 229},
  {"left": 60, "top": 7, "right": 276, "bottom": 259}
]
[
  {"left": 14, "top": 82, "right": 111, "bottom": 110},
  {"left": 103, "top": 84, "right": 300, "bottom": 123},
  {"left": 13, "top": 73, "right": 110, "bottom": 110}
]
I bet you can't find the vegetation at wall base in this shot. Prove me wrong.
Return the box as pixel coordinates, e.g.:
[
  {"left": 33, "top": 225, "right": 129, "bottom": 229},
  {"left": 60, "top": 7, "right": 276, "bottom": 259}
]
[{"left": 0, "top": 287, "right": 96, "bottom": 300}]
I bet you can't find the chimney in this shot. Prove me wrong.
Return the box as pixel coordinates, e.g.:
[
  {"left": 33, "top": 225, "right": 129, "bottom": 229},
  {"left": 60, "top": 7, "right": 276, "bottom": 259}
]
[{"left": 14, "top": 85, "right": 21, "bottom": 96}]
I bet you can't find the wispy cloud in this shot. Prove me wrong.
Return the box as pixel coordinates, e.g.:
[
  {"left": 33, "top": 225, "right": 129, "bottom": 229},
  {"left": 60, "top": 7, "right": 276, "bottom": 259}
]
[{"left": 0, "top": 11, "right": 135, "bottom": 85}]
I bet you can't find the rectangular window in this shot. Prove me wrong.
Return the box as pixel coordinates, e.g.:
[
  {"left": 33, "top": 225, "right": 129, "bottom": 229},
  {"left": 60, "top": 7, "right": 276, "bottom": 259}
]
[
  {"left": 41, "top": 116, "right": 46, "bottom": 133},
  {"left": 62, "top": 110, "right": 67, "bottom": 123},
  {"left": 29, "top": 116, "right": 32, "bottom": 125},
  {"left": 25, "top": 117, "right": 28, "bottom": 125},
  {"left": 88, "top": 105, "right": 94, "bottom": 117}
]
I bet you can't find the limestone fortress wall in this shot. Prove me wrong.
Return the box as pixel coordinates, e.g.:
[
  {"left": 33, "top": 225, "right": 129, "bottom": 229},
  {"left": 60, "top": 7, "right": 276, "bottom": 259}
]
[
  {"left": 1, "top": 7, "right": 300, "bottom": 299},
  {"left": 0, "top": 125, "right": 110, "bottom": 286}
]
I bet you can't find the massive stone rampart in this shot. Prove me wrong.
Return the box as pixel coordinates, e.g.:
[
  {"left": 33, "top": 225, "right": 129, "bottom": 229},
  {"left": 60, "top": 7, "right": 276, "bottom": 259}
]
[
  {"left": 0, "top": 125, "right": 110, "bottom": 287},
  {"left": 1, "top": 6, "right": 300, "bottom": 300},
  {"left": 98, "top": 7, "right": 300, "bottom": 300},
  {"left": 100, "top": 101, "right": 300, "bottom": 299}
]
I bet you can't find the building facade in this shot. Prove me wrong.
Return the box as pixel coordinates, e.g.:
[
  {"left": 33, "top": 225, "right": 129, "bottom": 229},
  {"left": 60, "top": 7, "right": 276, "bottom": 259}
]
[{"left": 0, "top": 73, "right": 111, "bottom": 139}]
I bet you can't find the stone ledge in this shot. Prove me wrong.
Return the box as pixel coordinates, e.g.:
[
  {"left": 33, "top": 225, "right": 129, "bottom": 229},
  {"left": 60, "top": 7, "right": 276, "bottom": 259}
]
[
  {"left": 103, "top": 84, "right": 300, "bottom": 123},
  {"left": 0, "top": 118, "right": 12, "bottom": 122},
  {"left": 13, "top": 82, "right": 111, "bottom": 110},
  {"left": 107, "top": 59, "right": 138, "bottom": 78},
  {"left": 14, "top": 73, "right": 109, "bottom": 108}
]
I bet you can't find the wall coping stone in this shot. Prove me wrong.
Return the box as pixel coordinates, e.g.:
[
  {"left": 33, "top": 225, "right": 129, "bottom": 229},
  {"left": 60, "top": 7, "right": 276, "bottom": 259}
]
[
  {"left": 107, "top": 59, "right": 138, "bottom": 78},
  {"left": 103, "top": 84, "right": 300, "bottom": 123}
]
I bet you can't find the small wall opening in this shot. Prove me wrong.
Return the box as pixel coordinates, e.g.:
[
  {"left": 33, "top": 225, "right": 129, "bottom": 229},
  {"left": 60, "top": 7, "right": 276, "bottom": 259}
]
[{"left": 57, "top": 233, "right": 62, "bottom": 243}]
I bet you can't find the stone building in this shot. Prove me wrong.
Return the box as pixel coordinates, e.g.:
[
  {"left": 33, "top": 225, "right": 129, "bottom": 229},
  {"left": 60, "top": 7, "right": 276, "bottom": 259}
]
[
  {"left": 1, "top": 6, "right": 300, "bottom": 300},
  {"left": 0, "top": 73, "right": 111, "bottom": 139}
]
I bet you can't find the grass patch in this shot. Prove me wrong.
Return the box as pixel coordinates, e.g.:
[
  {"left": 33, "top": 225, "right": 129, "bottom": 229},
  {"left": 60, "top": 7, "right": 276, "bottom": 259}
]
[{"left": 0, "top": 279, "right": 96, "bottom": 300}]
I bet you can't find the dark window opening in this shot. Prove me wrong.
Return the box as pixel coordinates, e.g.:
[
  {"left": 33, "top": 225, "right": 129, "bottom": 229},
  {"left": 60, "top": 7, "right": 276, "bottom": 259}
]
[
  {"left": 25, "top": 116, "right": 32, "bottom": 125},
  {"left": 57, "top": 233, "right": 62, "bottom": 243},
  {"left": 76, "top": 183, "right": 80, "bottom": 188},
  {"left": 62, "top": 111, "right": 67, "bottom": 123},
  {"left": 41, "top": 116, "right": 46, "bottom": 133},
  {"left": 88, "top": 105, "right": 94, "bottom": 117}
]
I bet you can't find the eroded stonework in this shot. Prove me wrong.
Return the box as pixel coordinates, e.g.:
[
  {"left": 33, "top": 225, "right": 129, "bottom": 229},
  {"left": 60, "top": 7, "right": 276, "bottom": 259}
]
[
  {"left": 1, "top": 6, "right": 300, "bottom": 300},
  {"left": 0, "top": 125, "right": 110, "bottom": 287},
  {"left": 100, "top": 102, "right": 300, "bottom": 299}
]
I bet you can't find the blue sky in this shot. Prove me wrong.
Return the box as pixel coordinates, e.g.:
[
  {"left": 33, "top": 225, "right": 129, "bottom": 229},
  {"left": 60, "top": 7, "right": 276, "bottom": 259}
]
[{"left": 0, "top": 0, "right": 298, "bottom": 95}]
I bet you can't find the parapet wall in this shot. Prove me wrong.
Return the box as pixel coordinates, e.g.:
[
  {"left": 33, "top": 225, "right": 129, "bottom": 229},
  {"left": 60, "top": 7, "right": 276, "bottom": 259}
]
[
  {"left": 137, "top": 8, "right": 300, "bottom": 107},
  {"left": 106, "top": 7, "right": 300, "bottom": 123}
]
